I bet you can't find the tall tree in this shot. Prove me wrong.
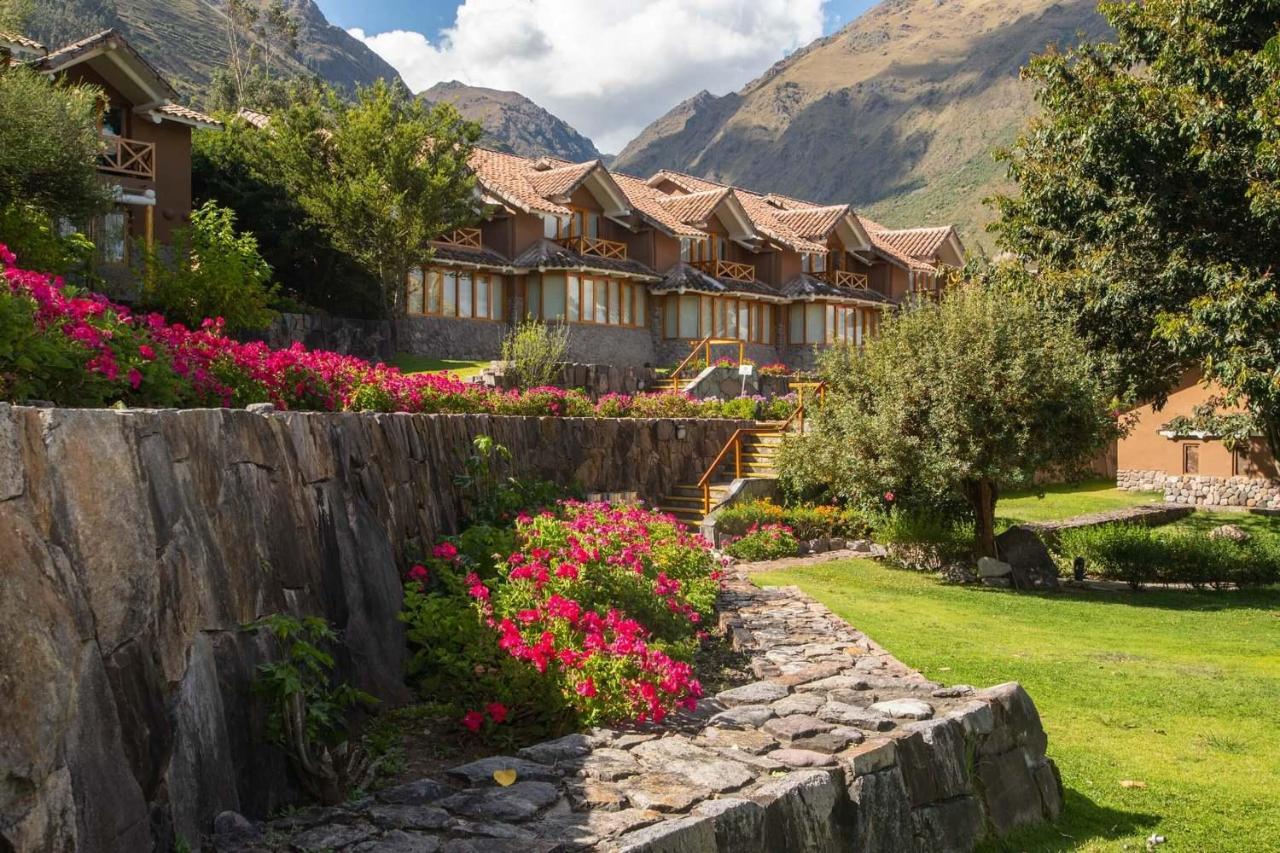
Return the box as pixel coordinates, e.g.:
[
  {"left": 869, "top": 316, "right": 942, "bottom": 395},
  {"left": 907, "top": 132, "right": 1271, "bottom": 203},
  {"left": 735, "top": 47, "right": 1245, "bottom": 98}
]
[
  {"left": 272, "top": 80, "right": 481, "bottom": 317},
  {"left": 778, "top": 281, "right": 1115, "bottom": 557},
  {"left": 992, "top": 1, "right": 1280, "bottom": 447}
]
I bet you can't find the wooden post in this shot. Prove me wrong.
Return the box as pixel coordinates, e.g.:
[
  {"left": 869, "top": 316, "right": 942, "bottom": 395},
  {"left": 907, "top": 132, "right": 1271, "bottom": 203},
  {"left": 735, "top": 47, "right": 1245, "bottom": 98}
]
[
  {"left": 144, "top": 205, "right": 154, "bottom": 250},
  {"left": 734, "top": 439, "right": 741, "bottom": 479}
]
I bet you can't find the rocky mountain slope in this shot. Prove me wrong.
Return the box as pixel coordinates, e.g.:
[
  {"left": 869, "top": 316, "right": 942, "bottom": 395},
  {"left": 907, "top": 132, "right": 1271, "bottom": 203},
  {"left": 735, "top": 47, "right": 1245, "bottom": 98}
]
[
  {"left": 421, "top": 80, "right": 602, "bottom": 162},
  {"left": 612, "top": 0, "right": 1110, "bottom": 249},
  {"left": 19, "top": 0, "right": 402, "bottom": 99}
]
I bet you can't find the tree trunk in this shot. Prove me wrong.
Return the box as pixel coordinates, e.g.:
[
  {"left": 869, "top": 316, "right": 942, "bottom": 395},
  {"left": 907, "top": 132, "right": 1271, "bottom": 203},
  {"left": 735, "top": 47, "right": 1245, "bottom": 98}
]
[{"left": 967, "top": 478, "right": 999, "bottom": 559}]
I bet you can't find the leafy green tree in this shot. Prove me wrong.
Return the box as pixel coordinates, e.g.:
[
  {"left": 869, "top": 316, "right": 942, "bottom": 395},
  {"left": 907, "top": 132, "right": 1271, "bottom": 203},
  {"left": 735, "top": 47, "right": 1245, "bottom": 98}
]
[
  {"left": 272, "top": 80, "right": 481, "bottom": 316},
  {"left": 0, "top": 0, "right": 32, "bottom": 30},
  {"left": 992, "top": 0, "right": 1280, "bottom": 448},
  {"left": 139, "top": 201, "right": 277, "bottom": 332},
  {"left": 0, "top": 66, "right": 110, "bottom": 267},
  {"left": 778, "top": 282, "right": 1116, "bottom": 557},
  {"left": 193, "top": 106, "right": 384, "bottom": 317}
]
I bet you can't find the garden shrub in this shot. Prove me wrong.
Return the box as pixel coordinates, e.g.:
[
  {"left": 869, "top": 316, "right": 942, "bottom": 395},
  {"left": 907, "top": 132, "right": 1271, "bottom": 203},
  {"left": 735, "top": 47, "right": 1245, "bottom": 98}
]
[
  {"left": 716, "top": 498, "right": 871, "bottom": 542},
  {"left": 716, "top": 499, "right": 786, "bottom": 537},
  {"left": 627, "top": 391, "right": 705, "bottom": 419},
  {"left": 1056, "top": 523, "right": 1280, "bottom": 589},
  {"left": 723, "top": 523, "right": 799, "bottom": 561},
  {"left": 501, "top": 317, "right": 569, "bottom": 388},
  {"left": 874, "top": 508, "right": 974, "bottom": 555}
]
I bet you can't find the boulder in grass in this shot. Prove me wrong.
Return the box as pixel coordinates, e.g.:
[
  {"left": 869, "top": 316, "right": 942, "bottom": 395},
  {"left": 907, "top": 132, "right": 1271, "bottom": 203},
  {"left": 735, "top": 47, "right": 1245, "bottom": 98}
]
[
  {"left": 1208, "top": 524, "right": 1250, "bottom": 542},
  {"left": 995, "top": 526, "right": 1060, "bottom": 590}
]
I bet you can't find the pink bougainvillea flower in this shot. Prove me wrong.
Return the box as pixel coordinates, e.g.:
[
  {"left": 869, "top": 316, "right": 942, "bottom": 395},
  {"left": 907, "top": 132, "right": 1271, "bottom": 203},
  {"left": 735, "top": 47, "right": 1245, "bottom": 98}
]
[
  {"left": 461, "top": 710, "right": 485, "bottom": 732},
  {"left": 407, "top": 564, "right": 429, "bottom": 583},
  {"left": 884, "top": 491, "right": 896, "bottom": 502},
  {"left": 485, "top": 702, "right": 508, "bottom": 723},
  {"left": 575, "top": 678, "right": 597, "bottom": 698},
  {"left": 432, "top": 542, "right": 459, "bottom": 560}
]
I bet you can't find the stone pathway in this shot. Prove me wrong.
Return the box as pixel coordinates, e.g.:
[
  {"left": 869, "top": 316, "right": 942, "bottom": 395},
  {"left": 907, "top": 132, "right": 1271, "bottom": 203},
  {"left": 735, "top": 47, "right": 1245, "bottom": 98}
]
[{"left": 210, "top": 576, "right": 1063, "bottom": 852}]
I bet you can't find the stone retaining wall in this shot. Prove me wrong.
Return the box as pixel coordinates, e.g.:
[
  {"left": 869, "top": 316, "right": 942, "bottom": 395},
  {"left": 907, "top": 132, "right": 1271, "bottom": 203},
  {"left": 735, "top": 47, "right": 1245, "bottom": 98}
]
[
  {"left": 213, "top": 579, "right": 1063, "bottom": 853},
  {"left": 0, "top": 404, "right": 750, "bottom": 853},
  {"left": 478, "top": 363, "right": 660, "bottom": 398},
  {"left": 1119, "top": 469, "right": 1280, "bottom": 508}
]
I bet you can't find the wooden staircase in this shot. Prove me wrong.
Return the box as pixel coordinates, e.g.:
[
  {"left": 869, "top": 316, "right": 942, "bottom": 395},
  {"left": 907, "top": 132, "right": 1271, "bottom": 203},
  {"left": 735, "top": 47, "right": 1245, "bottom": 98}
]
[
  {"left": 655, "top": 431, "right": 784, "bottom": 529},
  {"left": 653, "top": 335, "right": 746, "bottom": 394}
]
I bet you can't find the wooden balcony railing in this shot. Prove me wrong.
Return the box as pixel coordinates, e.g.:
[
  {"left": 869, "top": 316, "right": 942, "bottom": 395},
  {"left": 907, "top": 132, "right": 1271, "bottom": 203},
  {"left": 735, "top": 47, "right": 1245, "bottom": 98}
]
[
  {"left": 693, "top": 258, "right": 756, "bottom": 282},
  {"left": 820, "top": 269, "right": 870, "bottom": 289},
  {"left": 434, "top": 227, "right": 483, "bottom": 249},
  {"left": 98, "top": 136, "right": 155, "bottom": 180},
  {"left": 560, "top": 235, "right": 627, "bottom": 260}
]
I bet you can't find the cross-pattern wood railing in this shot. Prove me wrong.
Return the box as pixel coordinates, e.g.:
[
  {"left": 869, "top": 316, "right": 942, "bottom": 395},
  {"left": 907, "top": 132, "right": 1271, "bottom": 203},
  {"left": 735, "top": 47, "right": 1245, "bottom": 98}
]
[
  {"left": 693, "top": 258, "right": 756, "bottom": 282},
  {"left": 98, "top": 136, "right": 155, "bottom": 180},
  {"left": 435, "top": 227, "right": 483, "bottom": 249},
  {"left": 560, "top": 235, "right": 628, "bottom": 260},
  {"left": 820, "top": 269, "right": 870, "bottom": 289}
]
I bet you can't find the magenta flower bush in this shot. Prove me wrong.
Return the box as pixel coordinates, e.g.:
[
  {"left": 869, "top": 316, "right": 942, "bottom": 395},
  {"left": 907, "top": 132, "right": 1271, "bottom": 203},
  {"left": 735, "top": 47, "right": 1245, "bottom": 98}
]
[
  {"left": 722, "top": 522, "right": 800, "bottom": 562},
  {"left": 403, "top": 500, "right": 724, "bottom": 731},
  {"left": 0, "top": 246, "right": 794, "bottom": 419}
]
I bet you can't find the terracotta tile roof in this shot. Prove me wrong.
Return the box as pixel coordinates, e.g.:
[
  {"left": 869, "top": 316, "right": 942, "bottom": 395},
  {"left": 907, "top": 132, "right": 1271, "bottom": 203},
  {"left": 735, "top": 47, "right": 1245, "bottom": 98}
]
[
  {"left": 154, "top": 103, "right": 222, "bottom": 128},
  {"left": 35, "top": 29, "right": 177, "bottom": 98},
  {"left": 612, "top": 173, "right": 706, "bottom": 238},
  {"left": 512, "top": 239, "right": 659, "bottom": 280},
  {"left": 468, "top": 147, "right": 574, "bottom": 216},
  {"left": 526, "top": 160, "right": 597, "bottom": 199},
  {"left": 866, "top": 225, "right": 955, "bottom": 261},
  {"left": 773, "top": 205, "right": 849, "bottom": 240},
  {"left": 428, "top": 243, "right": 516, "bottom": 270},
  {"left": 236, "top": 107, "right": 272, "bottom": 129},
  {"left": 658, "top": 188, "right": 730, "bottom": 226},
  {"left": 0, "top": 30, "right": 45, "bottom": 52}
]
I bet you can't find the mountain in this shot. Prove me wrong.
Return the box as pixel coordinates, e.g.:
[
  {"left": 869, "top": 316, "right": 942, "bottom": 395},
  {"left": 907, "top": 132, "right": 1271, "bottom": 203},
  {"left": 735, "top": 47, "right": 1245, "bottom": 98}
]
[
  {"left": 613, "top": 0, "right": 1111, "bottom": 250},
  {"left": 421, "top": 80, "right": 603, "bottom": 163},
  {"left": 19, "top": 0, "right": 402, "bottom": 99}
]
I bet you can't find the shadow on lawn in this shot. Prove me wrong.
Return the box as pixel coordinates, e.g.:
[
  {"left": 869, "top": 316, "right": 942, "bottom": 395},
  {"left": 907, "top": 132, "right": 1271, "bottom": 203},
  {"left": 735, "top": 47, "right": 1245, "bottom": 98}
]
[
  {"left": 968, "top": 579, "right": 1280, "bottom": 614},
  {"left": 982, "top": 787, "right": 1160, "bottom": 852}
]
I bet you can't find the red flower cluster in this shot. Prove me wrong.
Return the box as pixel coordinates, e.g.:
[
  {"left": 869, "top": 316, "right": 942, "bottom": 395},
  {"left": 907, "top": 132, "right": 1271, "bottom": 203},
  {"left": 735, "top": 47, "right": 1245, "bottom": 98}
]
[
  {"left": 462, "top": 501, "right": 721, "bottom": 726},
  {"left": 461, "top": 701, "right": 508, "bottom": 733}
]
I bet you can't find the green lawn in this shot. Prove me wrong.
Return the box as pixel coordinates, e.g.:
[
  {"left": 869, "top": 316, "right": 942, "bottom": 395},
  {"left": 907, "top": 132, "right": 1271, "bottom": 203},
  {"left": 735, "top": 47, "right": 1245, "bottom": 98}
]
[
  {"left": 390, "top": 354, "right": 490, "bottom": 379},
  {"left": 754, "top": 560, "right": 1280, "bottom": 851},
  {"left": 997, "top": 480, "right": 1164, "bottom": 526},
  {"left": 1158, "top": 509, "right": 1280, "bottom": 539}
]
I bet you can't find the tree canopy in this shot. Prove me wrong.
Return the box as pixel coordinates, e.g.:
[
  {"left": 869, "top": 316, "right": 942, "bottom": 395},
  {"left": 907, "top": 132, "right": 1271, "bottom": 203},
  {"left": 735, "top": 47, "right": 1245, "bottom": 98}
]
[
  {"left": 992, "top": 0, "right": 1280, "bottom": 447},
  {"left": 778, "top": 283, "right": 1116, "bottom": 557}
]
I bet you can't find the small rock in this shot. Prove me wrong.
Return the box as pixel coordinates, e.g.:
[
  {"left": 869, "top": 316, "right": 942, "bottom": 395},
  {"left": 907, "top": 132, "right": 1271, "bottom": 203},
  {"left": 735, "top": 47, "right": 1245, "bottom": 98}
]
[
  {"left": 817, "top": 701, "right": 895, "bottom": 731},
  {"left": 931, "top": 685, "right": 975, "bottom": 699},
  {"left": 351, "top": 830, "right": 443, "bottom": 853},
  {"left": 770, "top": 692, "right": 825, "bottom": 716},
  {"left": 868, "top": 698, "right": 934, "bottom": 720},
  {"left": 763, "top": 715, "right": 834, "bottom": 742},
  {"left": 624, "top": 772, "right": 712, "bottom": 812},
  {"left": 446, "top": 756, "right": 560, "bottom": 786},
  {"left": 795, "top": 675, "right": 871, "bottom": 693},
  {"left": 770, "top": 748, "right": 838, "bottom": 768},
  {"left": 367, "top": 805, "right": 452, "bottom": 831},
  {"left": 245, "top": 402, "right": 276, "bottom": 414},
  {"left": 438, "top": 781, "right": 561, "bottom": 823},
  {"left": 1208, "top": 524, "right": 1249, "bottom": 542},
  {"left": 612, "top": 733, "right": 657, "bottom": 750},
  {"left": 696, "top": 727, "right": 778, "bottom": 755},
  {"left": 977, "top": 556, "right": 1012, "bottom": 578},
  {"left": 290, "top": 823, "right": 378, "bottom": 852},
  {"left": 212, "top": 811, "right": 257, "bottom": 838},
  {"left": 715, "top": 681, "right": 789, "bottom": 707},
  {"left": 573, "top": 747, "right": 641, "bottom": 781},
  {"left": 789, "top": 731, "right": 854, "bottom": 754},
  {"left": 518, "top": 733, "right": 602, "bottom": 764},
  {"left": 377, "top": 779, "right": 451, "bottom": 806},
  {"left": 708, "top": 705, "right": 775, "bottom": 729}
]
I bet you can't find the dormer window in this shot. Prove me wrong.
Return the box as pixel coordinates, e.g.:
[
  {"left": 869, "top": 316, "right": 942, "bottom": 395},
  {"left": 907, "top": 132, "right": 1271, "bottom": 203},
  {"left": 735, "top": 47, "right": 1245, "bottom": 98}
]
[
  {"left": 801, "top": 253, "right": 827, "bottom": 274},
  {"left": 101, "top": 105, "right": 125, "bottom": 137}
]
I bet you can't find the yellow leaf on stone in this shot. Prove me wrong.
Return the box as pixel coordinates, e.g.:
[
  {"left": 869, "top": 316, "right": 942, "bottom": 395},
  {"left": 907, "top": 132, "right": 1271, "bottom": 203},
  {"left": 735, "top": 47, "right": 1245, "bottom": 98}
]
[
  {"left": 493, "top": 769, "right": 518, "bottom": 787},
  {"left": 1120, "top": 780, "right": 1147, "bottom": 789}
]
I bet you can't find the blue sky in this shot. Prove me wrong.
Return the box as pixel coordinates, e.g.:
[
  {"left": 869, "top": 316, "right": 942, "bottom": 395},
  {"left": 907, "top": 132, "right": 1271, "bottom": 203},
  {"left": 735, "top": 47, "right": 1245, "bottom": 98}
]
[
  {"left": 316, "top": 1, "right": 878, "bottom": 42},
  {"left": 318, "top": 1, "right": 881, "bottom": 152}
]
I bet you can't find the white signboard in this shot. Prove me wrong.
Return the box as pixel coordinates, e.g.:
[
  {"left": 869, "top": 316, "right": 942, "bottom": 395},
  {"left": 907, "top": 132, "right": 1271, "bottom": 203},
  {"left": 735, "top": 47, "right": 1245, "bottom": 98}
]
[{"left": 738, "top": 364, "right": 754, "bottom": 376}]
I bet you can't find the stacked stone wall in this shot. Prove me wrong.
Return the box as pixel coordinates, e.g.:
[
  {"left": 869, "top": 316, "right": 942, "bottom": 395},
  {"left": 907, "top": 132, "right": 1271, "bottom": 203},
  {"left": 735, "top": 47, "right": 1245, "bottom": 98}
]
[{"left": 1118, "top": 469, "right": 1280, "bottom": 508}]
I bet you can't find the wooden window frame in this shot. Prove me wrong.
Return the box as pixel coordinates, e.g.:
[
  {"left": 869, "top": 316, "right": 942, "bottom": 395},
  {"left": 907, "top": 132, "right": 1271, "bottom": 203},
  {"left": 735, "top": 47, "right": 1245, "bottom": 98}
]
[
  {"left": 539, "top": 273, "right": 646, "bottom": 328},
  {"left": 407, "top": 266, "right": 505, "bottom": 321},
  {"left": 662, "top": 294, "right": 774, "bottom": 343},
  {"left": 1183, "top": 443, "right": 1200, "bottom": 476}
]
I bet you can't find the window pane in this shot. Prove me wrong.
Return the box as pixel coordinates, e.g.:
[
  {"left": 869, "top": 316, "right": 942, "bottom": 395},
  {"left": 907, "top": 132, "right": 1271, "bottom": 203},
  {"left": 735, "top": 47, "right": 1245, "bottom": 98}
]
[
  {"left": 582, "top": 277, "right": 595, "bottom": 322},
  {"left": 762, "top": 305, "right": 773, "bottom": 344},
  {"left": 427, "top": 270, "right": 442, "bottom": 314},
  {"left": 700, "top": 296, "right": 712, "bottom": 337},
  {"left": 543, "top": 215, "right": 558, "bottom": 239},
  {"left": 726, "top": 300, "right": 738, "bottom": 337},
  {"left": 678, "top": 295, "right": 699, "bottom": 339},
  {"left": 99, "top": 211, "right": 128, "bottom": 264},
  {"left": 458, "top": 271, "right": 473, "bottom": 317},
  {"left": 789, "top": 306, "right": 803, "bottom": 345},
  {"left": 608, "top": 280, "right": 620, "bottom": 325},
  {"left": 491, "top": 276, "right": 504, "bottom": 320},
  {"left": 665, "top": 295, "right": 677, "bottom": 337},
  {"left": 621, "top": 283, "right": 632, "bottom": 325},
  {"left": 407, "top": 267, "right": 424, "bottom": 315},
  {"left": 526, "top": 278, "right": 541, "bottom": 319},
  {"left": 680, "top": 239, "right": 691, "bottom": 262},
  {"left": 443, "top": 271, "right": 457, "bottom": 316},
  {"left": 588, "top": 213, "right": 600, "bottom": 239},
  {"left": 635, "top": 287, "right": 646, "bottom": 326},
  {"left": 567, "top": 275, "right": 580, "bottom": 321},
  {"left": 475, "top": 274, "right": 490, "bottom": 318},
  {"left": 825, "top": 305, "right": 836, "bottom": 344},
  {"left": 738, "top": 303, "right": 750, "bottom": 341},
  {"left": 595, "top": 280, "right": 608, "bottom": 324},
  {"left": 806, "top": 304, "right": 825, "bottom": 344},
  {"left": 543, "top": 274, "right": 567, "bottom": 320}
]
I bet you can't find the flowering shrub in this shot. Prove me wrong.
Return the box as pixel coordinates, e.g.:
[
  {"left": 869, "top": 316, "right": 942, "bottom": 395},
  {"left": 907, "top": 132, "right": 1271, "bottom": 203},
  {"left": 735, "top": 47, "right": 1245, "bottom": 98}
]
[
  {"left": 0, "top": 246, "right": 788, "bottom": 421},
  {"left": 722, "top": 523, "right": 799, "bottom": 561},
  {"left": 403, "top": 501, "right": 722, "bottom": 732},
  {"left": 758, "top": 362, "right": 791, "bottom": 377},
  {"left": 716, "top": 498, "right": 868, "bottom": 541}
]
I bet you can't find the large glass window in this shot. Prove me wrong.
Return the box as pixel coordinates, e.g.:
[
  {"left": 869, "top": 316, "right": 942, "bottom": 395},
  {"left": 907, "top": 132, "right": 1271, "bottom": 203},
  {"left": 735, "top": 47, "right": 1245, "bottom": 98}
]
[
  {"left": 407, "top": 266, "right": 505, "bottom": 320},
  {"left": 786, "top": 303, "right": 873, "bottom": 346},
  {"left": 542, "top": 274, "right": 567, "bottom": 320},
  {"left": 678, "top": 294, "right": 699, "bottom": 339},
  {"left": 527, "top": 274, "right": 646, "bottom": 326},
  {"left": 663, "top": 294, "right": 776, "bottom": 343},
  {"left": 96, "top": 210, "right": 128, "bottom": 265}
]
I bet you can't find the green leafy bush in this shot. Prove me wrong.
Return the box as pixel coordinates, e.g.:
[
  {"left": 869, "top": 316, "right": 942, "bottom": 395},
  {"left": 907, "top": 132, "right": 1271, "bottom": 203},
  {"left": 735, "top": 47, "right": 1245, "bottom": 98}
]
[
  {"left": 723, "top": 523, "right": 799, "bottom": 561},
  {"left": 501, "top": 317, "right": 569, "bottom": 388},
  {"left": 139, "top": 201, "right": 278, "bottom": 332},
  {"left": 716, "top": 498, "right": 871, "bottom": 542},
  {"left": 873, "top": 508, "right": 974, "bottom": 562},
  {"left": 716, "top": 499, "right": 786, "bottom": 537},
  {"left": 1056, "top": 524, "right": 1280, "bottom": 589}
]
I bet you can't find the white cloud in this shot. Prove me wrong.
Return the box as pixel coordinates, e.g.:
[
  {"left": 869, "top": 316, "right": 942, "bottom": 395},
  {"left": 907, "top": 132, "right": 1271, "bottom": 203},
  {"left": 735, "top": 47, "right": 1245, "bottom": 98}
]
[{"left": 348, "top": 0, "right": 826, "bottom": 154}]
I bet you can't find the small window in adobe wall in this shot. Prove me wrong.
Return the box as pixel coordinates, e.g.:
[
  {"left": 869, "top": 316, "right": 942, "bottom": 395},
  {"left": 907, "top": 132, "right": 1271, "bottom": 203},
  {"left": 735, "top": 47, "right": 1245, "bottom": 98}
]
[{"left": 1183, "top": 443, "right": 1200, "bottom": 475}]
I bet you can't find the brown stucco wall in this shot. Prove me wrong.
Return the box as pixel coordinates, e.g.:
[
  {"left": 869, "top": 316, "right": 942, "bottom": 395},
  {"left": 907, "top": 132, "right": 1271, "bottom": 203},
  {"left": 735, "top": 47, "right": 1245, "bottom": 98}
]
[
  {"left": 130, "top": 118, "right": 192, "bottom": 243},
  {"left": 1117, "top": 371, "right": 1277, "bottom": 479}
]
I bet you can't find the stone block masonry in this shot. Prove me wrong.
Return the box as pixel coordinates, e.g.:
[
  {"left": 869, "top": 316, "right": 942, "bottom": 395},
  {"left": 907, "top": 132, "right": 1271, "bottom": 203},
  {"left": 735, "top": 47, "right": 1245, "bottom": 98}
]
[
  {"left": 1119, "top": 468, "right": 1280, "bottom": 509},
  {"left": 214, "top": 579, "right": 1064, "bottom": 852},
  {"left": 0, "top": 404, "right": 749, "bottom": 853}
]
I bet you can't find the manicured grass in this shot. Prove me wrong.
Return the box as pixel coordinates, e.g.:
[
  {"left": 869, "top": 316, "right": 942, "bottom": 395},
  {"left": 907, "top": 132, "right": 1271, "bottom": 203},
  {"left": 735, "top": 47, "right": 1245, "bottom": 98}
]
[
  {"left": 753, "top": 559, "right": 1280, "bottom": 851},
  {"left": 1158, "top": 509, "right": 1280, "bottom": 540},
  {"left": 390, "top": 354, "right": 489, "bottom": 379},
  {"left": 997, "top": 480, "right": 1164, "bottom": 526}
]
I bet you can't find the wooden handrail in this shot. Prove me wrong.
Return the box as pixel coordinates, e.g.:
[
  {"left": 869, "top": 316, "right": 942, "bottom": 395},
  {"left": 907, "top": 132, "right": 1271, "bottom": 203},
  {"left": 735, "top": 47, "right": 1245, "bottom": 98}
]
[
  {"left": 560, "top": 234, "right": 628, "bottom": 259},
  {"left": 693, "top": 258, "right": 756, "bottom": 282},
  {"left": 668, "top": 333, "right": 714, "bottom": 383},
  {"left": 434, "top": 227, "right": 483, "bottom": 249},
  {"left": 98, "top": 136, "right": 155, "bottom": 180}
]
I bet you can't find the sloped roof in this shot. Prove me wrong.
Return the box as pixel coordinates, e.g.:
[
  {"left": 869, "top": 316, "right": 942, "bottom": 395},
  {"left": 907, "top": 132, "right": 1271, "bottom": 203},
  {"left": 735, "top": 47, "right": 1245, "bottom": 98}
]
[
  {"left": 154, "top": 103, "right": 222, "bottom": 129},
  {"left": 773, "top": 205, "right": 849, "bottom": 240},
  {"left": 649, "top": 263, "right": 784, "bottom": 301},
  {"left": 468, "top": 147, "right": 631, "bottom": 219},
  {"left": 867, "top": 225, "right": 956, "bottom": 261},
  {"left": 781, "top": 274, "right": 891, "bottom": 305},
  {"left": 469, "top": 147, "right": 573, "bottom": 216},
  {"left": 512, "top": 239, "right": 659, "bottom": 280},
  {"left": 658, "top": 188, "right": 730, "bottom": 225},
  {"left": 526, "top": 160, "right": 597, "bottom": 198},
  {"left": 0, "top": 30, "right": 45, "bottom": 52},
  {"left": 236, "top": 107, "right": 272, "bottom": 129},
  {"left": 428, "top": 242, "right": 517, "bottom": 270},
  {"left": 33, "top": 29, "right": 177, "bottom": 101},
  {"left": 612, "top": 172, "right": 707, "bottom": 239}
]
